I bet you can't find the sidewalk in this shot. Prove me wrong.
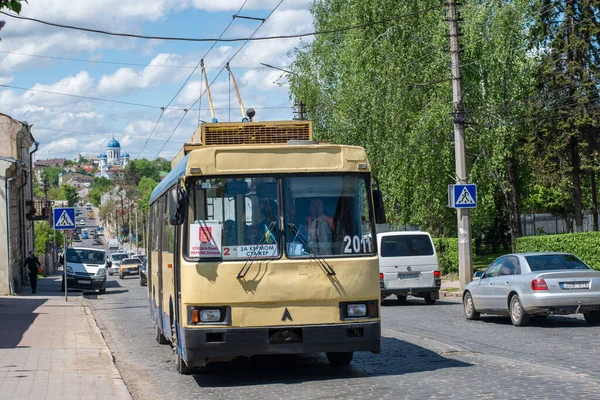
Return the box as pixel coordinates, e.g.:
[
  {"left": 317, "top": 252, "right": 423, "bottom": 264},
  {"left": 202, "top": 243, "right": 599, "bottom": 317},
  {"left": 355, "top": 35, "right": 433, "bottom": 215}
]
[{"left": 0, "top": 273, "right": 131, "bottom": 400}]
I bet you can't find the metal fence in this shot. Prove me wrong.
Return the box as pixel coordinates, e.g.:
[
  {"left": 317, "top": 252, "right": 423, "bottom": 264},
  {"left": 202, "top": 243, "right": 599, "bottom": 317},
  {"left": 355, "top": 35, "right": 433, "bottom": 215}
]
[{"left": 520, "top": 213, "right": 597, "bottom": 236}]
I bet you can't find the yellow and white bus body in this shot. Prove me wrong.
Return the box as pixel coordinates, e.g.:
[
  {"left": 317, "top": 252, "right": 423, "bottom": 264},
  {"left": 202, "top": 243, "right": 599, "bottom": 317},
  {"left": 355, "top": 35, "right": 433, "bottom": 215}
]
[{"left": 148, "top": 121, "right": 382, "bottom": 373}]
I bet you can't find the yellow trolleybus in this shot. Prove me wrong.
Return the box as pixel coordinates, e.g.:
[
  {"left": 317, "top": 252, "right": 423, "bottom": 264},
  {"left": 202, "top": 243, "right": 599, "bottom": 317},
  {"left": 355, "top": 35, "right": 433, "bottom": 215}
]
[{"left": 148, "top": 120, "right": 385, "bottom": 374}]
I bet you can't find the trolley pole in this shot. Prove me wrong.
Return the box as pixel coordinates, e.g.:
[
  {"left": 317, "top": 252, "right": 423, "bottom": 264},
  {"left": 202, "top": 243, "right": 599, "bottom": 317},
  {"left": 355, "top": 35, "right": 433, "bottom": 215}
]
[{"left": 448, "top": 0, "right": 473, "bottom": 290}]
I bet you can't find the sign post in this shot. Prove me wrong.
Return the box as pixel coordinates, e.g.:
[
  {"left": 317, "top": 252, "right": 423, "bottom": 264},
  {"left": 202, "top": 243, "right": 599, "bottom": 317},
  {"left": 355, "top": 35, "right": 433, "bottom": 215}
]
[{"left": 53, "top": 207, "right": 76, "bottom": 302}]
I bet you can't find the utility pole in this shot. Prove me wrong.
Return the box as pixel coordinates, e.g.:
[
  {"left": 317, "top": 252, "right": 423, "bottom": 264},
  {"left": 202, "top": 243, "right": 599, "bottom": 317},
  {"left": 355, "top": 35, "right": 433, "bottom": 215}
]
[
  {"left": 448, "top": 0, "right": 473, "bottom": 290},
  {"left": 135, "top": 209, "right": 138, "bottom": 253},
  {"left": 297, "top": 101, "right": 304, "bottom": 121}
]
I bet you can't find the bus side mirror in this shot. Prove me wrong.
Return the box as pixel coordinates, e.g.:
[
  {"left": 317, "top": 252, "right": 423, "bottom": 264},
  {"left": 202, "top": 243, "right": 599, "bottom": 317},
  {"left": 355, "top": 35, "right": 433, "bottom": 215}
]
[
  {"left": 373, "top": 189, "right": 386, "bottom": 224},
  {"left": 168, "top": 188, "right": 186, "bottom": 225}
]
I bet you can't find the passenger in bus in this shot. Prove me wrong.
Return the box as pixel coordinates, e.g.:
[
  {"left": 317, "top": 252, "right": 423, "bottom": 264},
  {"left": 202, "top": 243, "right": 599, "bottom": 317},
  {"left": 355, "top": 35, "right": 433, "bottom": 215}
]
[
  {"left": 307, "top": 198, "right": 333, "bottom": 254},
  {"left": 252, "top": 199, "right": 278, "bottom": 244}
]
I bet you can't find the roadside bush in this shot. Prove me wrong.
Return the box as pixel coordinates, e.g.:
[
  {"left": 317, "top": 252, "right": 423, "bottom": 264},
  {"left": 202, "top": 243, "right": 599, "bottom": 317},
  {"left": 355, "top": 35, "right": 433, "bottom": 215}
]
[
  {"left": 432, "top": 238, "right": 459, "bottom": 275},
  {"left": 515, "top": 232, "right": 600, "bottom": 270}
]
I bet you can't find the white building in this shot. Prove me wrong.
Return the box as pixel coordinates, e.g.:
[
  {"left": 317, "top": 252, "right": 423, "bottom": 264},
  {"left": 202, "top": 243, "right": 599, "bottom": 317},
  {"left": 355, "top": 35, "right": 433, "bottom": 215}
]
[{"left": 98, "top": 138, "right": 130, "bottom": 179}]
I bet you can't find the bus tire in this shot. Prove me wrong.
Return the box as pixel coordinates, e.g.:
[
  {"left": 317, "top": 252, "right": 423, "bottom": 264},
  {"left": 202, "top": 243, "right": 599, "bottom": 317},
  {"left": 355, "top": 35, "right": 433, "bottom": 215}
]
[
  {"left": 175, "top": 352, "right": 195, "bottom": 375},
  {"left": 326, "top": 351, "right": 353, "bottom": 365},
  {"left": 155, "top": 324, "right": 168, "bottom": 345}
]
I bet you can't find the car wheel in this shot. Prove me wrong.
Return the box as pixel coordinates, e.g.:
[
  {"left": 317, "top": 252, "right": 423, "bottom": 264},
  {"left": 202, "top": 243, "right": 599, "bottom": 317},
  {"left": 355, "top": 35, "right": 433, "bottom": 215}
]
[
  {"left": 98, "top": 288, "right": 106, "bottom": 294},
  {"left": 510, "top": 294, "right": 530, "bottom": 326},
  {"left": 326, "top": 351, "right": 353, "bottom": 365},
  {"left": 396, "top": 295, "right": 407, "bottom": 302},
  {"left": 155, "top": 324, "right": 169, "bottom": 345},
  {"left": 424, "top": 292, "right": 436, "bottom": 305},
  {"left": 584, "top": 310, "right": 600, "bottom": 325},
  {"left": 463, "top": 291, "right": 480, "bottom": 320}
]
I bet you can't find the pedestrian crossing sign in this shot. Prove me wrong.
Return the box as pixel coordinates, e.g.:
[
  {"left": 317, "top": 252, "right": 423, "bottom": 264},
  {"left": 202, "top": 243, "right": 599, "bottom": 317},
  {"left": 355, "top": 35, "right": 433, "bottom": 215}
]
[
  {"left": 53, "top": 207, "right": 76, "bottom": 230},
  {"left": 448, "top": 184, "right": 477, "bottom": 209}
]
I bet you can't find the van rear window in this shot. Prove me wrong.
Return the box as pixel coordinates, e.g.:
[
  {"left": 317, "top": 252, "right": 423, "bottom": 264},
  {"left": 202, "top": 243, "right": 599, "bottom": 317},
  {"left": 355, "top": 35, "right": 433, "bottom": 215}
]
[{"left": 380, "top": 235, "right": 434, "bottom": 257}]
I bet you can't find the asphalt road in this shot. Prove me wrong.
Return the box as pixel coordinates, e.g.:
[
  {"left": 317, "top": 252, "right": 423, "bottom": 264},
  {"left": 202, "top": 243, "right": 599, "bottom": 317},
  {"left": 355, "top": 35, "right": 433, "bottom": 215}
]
[{"left": 75, "top": 220, "right": 600, "bottom": 399}]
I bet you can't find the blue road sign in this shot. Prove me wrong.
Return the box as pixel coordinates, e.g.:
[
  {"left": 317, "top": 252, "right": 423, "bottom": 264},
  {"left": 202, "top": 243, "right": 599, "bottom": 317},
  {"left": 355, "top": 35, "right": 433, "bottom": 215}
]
[
  {"left": 53, "top": 207, "right": 76, "bottom": 230},
  {"left": 451, "top": 184, "right": 477, "bottom": 209}
]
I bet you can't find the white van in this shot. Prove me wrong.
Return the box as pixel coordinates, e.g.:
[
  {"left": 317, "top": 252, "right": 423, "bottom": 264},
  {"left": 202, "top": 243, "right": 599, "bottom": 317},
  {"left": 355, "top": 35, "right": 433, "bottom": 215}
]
[
  {"left": 377, "top": 231, "right": 441, "bottom": 304},
  {"left": 108, "top": 238, "right": 119, "bottom": 250},
  {"left": 63, "top": 247, "right": 107, "bottom": 294}
]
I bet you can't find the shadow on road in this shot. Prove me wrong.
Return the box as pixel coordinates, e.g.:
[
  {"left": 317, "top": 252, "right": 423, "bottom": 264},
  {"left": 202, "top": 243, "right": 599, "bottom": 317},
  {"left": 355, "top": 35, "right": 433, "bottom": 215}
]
[
  {"left": 381, "top": 298, "right": 457, "bottom": 307},
  {"left": 192, "top": 336, "right": 472, "bottom": 387},
  {"left": 479, "top": 314, "right": 591, "bottom": 328}
]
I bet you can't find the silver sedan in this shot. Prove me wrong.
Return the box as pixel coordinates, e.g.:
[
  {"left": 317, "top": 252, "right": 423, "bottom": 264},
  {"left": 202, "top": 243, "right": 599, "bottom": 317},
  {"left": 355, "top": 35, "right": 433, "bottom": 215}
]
[{"left": 463, "top": 252, "right": 600, "bottom": 326}]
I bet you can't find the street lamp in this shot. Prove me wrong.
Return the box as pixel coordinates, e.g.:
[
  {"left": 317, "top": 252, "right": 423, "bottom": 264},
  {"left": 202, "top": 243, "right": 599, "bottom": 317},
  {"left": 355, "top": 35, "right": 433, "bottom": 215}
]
[{"left": 259, "top": 63, "right": 304, "bottom": 120}]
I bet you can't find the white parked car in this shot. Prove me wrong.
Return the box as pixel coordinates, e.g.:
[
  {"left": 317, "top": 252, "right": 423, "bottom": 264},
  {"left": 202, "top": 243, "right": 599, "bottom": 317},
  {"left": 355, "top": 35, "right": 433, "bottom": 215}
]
[
  {"left": 79, "top": 220, "right": 85, "bottom": 226},
  {"left": 378, "top": 231, "right": 441, "bottom": 304}
]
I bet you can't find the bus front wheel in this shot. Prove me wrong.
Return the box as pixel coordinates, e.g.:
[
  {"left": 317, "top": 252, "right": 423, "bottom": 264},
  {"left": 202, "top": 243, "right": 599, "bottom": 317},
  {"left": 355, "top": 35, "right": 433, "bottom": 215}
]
[
  {"left": 326, "top": 351, "right": 353, "bottom": 365},
  {"left": 175, "top": 352, "right": 195, "bottom": 375}
]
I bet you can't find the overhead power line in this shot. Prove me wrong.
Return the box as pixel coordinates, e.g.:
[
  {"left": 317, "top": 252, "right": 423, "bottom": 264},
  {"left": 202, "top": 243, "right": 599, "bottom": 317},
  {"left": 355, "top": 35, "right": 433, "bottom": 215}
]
[
  {"left": 0, "top": 83, "right": 179, "bottom": 110},
  {"left": 137, "top": 0, "right": 251, "bottom": 158},
  {"left": 0, "top": 5, "right": 443, "bottom": 43},
  {"left": 152, "top": 0, "right": 289, "bottom": 159},
  {"left": 0, "top": 50, "right": 268, "bottom": 69}
]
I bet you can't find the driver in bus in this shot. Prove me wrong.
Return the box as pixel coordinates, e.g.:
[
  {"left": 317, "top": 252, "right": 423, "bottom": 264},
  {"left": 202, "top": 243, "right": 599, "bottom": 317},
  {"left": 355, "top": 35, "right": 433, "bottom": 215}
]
[{"left": 306, "top": 198, "right": 334, "bottom": 255}]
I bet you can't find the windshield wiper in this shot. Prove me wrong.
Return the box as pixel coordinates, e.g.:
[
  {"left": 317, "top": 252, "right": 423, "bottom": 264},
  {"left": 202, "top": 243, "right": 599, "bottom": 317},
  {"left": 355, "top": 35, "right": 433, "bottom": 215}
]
[
  {"left": 237, "top": 221, "right": 277, "bottom": 279},
  {"left": 287, "top": 223, "right": 336, "bottom": 276}
]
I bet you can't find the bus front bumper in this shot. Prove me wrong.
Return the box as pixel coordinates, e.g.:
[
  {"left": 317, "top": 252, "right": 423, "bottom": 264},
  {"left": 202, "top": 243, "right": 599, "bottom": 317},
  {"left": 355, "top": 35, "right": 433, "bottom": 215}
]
[{"left": 181, "top": 321, "right": 381, "bottom": 367}]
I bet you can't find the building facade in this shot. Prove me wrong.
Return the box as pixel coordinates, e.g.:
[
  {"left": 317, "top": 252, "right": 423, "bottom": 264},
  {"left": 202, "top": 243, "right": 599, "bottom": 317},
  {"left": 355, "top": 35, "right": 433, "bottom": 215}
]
[
  {"left": 0, "top": 113, "right": 37, "bottom": 295},
  {"left": 98, "top": 138, "right": 130, "bottom": 179}
]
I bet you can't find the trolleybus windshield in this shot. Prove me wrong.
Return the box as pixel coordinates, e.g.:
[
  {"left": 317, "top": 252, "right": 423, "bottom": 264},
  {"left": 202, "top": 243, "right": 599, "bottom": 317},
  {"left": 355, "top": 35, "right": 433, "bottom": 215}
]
[{"left": 185, "top": 175, "right": 375, "bottom": 261}]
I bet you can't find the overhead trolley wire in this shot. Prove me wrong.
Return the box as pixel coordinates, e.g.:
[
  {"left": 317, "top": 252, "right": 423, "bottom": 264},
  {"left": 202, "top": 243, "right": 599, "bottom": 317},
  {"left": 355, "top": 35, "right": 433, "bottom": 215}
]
[
  {"left": 152, "top": 0, "right": 287, "bottom": 159},
  {"left": 136, "top": 0, "right": 250, "bottom": 159},
  {"left": 0, "top": 4, "right": 444, "bottom": 43}
]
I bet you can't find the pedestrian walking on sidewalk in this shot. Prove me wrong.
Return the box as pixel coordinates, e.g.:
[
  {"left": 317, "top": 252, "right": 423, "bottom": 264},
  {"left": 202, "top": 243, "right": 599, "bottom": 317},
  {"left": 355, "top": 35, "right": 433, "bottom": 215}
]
[{"left": 24, "top": 251, "right": 41, "bottom": 294}]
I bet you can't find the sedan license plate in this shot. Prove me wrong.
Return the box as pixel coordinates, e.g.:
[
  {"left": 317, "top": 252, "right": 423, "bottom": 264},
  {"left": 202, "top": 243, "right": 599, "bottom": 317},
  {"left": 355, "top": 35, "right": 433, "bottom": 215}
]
[
  {"left": 399, "top": 273, "right": 420, "bottom": 280},
  {"left": 77, "top": 280, "right": 91, "bottom": 284},
  {"left": 560, "top": 281, "right": 589, "bottom": 290}
]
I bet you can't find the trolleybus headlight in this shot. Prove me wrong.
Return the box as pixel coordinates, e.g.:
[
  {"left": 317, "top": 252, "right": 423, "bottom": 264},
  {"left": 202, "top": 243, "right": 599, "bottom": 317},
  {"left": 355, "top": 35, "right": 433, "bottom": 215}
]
[
  {"left": 200, "top": 309, "right": 221, "bottom": 322},
  {"left": 347, "top": 304, "right": 367, "bottom": 317}
]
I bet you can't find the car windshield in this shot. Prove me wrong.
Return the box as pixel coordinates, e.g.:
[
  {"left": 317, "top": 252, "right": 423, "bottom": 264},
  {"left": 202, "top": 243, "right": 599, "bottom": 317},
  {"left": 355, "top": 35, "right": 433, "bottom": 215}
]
[
  {"left": 122, "top": 259, "right": 138, "bottom": 265},
  {"left": 111, "top": 253, "right": 128, "bottom": 261},
  {"left": 525, "top": 254, "right": 590, "bottom": 271},
  {"left": 66, "top": 249, "right": 105, "bottom": 265},
  {"left": 380, "top": 234, "right": 433, "bottom": 257}
]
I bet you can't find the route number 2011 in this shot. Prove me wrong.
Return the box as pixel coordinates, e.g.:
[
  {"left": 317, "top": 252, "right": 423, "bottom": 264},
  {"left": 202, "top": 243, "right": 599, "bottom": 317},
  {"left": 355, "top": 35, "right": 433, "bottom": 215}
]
[{"left": 343, "top": 235, "right": 373, "bottom": 254}]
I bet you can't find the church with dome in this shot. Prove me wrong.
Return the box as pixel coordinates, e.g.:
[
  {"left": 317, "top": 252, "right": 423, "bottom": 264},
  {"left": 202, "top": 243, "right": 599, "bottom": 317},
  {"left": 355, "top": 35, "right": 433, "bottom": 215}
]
[{"left": 98, "top": 138, "right": 130, "bottom": 180}]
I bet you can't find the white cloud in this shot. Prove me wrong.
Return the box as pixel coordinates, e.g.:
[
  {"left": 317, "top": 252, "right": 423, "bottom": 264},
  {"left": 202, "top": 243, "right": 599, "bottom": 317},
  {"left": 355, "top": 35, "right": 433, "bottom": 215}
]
[{"left": 97, "top": 53, "right": 187, "bottom": 96}]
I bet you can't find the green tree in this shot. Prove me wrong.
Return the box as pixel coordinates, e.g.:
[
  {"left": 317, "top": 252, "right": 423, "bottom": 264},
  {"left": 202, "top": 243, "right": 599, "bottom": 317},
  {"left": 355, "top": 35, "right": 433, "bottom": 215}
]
[
  {"left": 531, "top": 0, "right": 600, "bottom": 232},
  {"left": 124, "top": 160, "right": 142, "bottom": 185},
  {"left": 88, "top": 177, "right": 115, "bottom": 206},
  {"left": 40, "top": 166, "right": 64, "bottom": 187},
  {"left": 60, "top": 184, "right": 79, "bottom": 206},
  {"left": 34, "top": 221, "right": 64, "bottom": 256},
  {"left": 0, "top": 0, "right": 24, "bottom": 13}
]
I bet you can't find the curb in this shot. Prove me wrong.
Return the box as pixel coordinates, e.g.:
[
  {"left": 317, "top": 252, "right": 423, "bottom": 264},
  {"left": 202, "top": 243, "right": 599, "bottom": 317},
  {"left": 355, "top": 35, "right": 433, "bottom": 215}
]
[
  {"left": 440, "top": 290, "right": 463, "bottom": 298},
  {"left": 81, "top": 297, "right": 133, "bottom": 400}
]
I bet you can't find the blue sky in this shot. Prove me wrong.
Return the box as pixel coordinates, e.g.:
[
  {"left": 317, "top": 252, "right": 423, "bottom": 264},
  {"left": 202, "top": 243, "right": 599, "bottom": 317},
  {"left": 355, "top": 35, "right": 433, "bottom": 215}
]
[{"left": 0, "top": 0, "right": 313, "bottom": 160}]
